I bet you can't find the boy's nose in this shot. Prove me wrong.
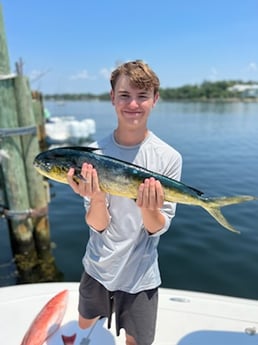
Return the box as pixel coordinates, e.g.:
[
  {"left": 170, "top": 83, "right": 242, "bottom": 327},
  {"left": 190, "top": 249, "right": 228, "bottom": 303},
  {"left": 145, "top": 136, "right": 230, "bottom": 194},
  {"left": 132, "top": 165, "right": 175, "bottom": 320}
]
[{"left": 128, "top": 98, "right": 139, "bottom": 107}]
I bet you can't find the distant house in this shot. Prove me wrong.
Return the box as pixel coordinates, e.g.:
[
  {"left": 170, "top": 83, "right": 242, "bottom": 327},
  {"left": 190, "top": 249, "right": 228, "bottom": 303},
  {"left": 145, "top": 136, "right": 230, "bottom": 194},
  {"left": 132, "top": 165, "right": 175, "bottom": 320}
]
[{"left": 228, "top": 84, "right": 258, "bottom": 98}]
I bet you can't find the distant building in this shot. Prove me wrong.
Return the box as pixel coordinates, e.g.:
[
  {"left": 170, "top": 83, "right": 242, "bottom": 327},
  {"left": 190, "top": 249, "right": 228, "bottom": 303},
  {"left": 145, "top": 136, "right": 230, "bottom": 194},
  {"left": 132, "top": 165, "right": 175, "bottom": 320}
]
[{"left": 228, "top": 84, "right": 258, "bottom": 98}]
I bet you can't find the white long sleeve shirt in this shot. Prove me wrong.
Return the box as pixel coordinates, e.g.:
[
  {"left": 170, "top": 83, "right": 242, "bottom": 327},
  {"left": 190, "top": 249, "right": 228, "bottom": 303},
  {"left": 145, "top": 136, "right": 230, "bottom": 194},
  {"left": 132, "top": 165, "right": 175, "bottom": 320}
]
[{"left": 82, "top": 131, "right": 182, "bottom": 293}]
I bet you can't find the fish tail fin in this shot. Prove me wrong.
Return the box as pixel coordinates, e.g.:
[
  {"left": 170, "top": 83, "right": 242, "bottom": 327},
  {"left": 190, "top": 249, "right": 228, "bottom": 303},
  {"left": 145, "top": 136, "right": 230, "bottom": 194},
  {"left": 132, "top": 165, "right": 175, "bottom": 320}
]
[
  {"left": 203, "top": 205, "right": 240, "bottom": 233},
  {"left": 203, "top": 195, "right": 257, "bottom": 234}
]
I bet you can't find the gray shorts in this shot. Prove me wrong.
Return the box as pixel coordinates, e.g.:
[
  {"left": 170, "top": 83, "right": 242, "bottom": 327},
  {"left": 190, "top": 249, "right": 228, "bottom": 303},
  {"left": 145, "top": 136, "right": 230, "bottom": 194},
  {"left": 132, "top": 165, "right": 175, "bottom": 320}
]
[{"left": 78, "top": 271, "right": 158, "bottom": 345}]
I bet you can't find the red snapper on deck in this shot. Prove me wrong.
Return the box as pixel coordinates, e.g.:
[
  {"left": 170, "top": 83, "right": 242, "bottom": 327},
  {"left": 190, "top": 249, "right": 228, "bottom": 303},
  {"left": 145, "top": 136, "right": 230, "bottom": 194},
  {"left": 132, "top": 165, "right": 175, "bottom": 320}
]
[{"left": 20, "top": 290, "right": 68, "bottom": 345}]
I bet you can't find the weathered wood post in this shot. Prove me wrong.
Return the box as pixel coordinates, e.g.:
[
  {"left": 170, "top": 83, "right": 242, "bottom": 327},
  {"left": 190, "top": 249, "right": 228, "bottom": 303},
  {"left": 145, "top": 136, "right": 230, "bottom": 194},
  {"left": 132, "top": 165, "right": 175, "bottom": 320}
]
[
  {"left": 31, "top": 91, "right": 47, "bottom": 150},
  {"left": 14, "top": 67, "right": 61, "bottom": 281},
  {"left": 0, "top": 81, "right": 38, "bottom": 281},
  {"left": 0, "top": 4, "right": 61, "bottom": 282},
  {"left": 0, "top": 6, "right": 37, "bottom": 279},
  {"left": 0, "top": 4, "right": 9, "bottom": 75}
]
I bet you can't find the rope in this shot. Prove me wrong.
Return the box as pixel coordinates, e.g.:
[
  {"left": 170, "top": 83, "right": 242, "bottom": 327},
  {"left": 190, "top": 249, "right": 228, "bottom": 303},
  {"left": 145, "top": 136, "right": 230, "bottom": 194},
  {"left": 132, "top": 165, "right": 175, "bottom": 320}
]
[
  {"left": 0, "top": 125, "right": 37, "bottom": 138},
  {"left": 0, "top": 205, "right": 48, "bottom": 221},
  {"left": 0, "top": 73, "right": 16, "bottom": 80}
]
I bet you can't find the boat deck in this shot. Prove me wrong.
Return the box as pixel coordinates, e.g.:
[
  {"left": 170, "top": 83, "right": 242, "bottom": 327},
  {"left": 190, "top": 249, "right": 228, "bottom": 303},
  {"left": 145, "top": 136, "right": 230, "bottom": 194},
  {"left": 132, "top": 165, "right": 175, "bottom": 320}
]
[{"left": 1, "top": 282, "right": 258, "bottom": 344}]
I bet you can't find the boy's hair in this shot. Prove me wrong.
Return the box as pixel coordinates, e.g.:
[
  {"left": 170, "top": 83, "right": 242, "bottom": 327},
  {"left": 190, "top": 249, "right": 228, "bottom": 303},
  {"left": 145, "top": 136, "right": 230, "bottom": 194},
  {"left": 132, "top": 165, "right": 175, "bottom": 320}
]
[{"left": 110, "top": 60, "right": 160, "bottom": 94}]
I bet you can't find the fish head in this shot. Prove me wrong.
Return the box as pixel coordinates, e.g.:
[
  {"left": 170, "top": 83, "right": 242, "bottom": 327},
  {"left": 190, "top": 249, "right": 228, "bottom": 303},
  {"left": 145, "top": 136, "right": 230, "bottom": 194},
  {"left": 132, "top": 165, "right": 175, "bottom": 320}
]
[{"left": 33, "top": 148, "right": 79, "bottom": 184}]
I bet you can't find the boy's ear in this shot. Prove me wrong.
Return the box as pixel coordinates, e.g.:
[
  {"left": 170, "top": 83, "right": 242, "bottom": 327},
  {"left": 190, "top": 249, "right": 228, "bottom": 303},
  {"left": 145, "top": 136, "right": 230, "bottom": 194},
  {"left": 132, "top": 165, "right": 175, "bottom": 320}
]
[
  {"left": 153, "top": 92, "right": 159, "bottom": 107},
  {"left": 110, "top": 90, "right": 115, "bottom": 105}
]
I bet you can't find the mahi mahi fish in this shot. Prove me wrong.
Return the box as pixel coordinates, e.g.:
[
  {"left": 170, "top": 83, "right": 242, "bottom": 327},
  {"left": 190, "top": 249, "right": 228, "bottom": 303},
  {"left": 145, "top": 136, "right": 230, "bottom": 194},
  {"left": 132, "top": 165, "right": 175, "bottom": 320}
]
[{"left": 33, "top": 146, "right": 257, "bottom": 234}]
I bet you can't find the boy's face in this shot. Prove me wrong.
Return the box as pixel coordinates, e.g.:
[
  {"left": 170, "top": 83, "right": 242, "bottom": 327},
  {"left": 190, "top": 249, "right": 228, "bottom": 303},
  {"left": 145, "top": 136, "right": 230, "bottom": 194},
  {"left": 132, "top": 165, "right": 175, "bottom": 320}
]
[{"left": 110, "top": 75, "right": 159, "bottom": 130}]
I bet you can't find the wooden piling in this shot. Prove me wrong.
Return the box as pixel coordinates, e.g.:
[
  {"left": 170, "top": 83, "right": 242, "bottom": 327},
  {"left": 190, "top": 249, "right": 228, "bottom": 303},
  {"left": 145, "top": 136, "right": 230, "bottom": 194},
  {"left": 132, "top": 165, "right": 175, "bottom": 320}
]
[
  {"left": 31, "top": 91, "right": 48, "bottom": 150},
  {"left": 14, "top": 75, "right": 47, "bottom": 246},
  {"left": 14, "top": 75, "right": 49, "bottom": 246},
  {"left": 0, "top": 6, "right": 37, "bottom": 281},
  {"left": 14, "top": 74, "right": 61, "bottom": 281},
  {"left": 0, "top": 76, "right": 39, "bottom": 281},
  {"left": 0, "top": 4, "right": 10, "bottom": 74},
  {"left": 0, "top": 4, "right": 61, "bottom": 282}
]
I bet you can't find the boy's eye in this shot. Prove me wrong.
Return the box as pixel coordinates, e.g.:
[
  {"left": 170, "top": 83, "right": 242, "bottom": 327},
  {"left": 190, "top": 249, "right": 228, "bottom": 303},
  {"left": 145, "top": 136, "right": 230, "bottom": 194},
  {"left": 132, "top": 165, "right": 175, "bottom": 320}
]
[
  {"left": 118, "top": 93, "right": 130, "bottom": 99},
  {"left": 117, "top": 92, "right": 152, "bottom": 101}
]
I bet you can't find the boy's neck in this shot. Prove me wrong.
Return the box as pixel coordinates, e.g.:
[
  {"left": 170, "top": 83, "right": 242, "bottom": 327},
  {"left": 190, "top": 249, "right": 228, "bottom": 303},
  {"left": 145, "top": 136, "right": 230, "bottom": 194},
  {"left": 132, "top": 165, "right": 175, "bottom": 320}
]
[{"left": 114, "top": 128, "right": 149, "bottom": 146}]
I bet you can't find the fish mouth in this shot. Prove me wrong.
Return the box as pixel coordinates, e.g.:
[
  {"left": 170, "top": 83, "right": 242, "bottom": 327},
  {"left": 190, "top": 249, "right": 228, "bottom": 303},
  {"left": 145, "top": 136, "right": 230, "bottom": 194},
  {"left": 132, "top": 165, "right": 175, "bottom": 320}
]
[
  {"left": 33, "top": 159, "right": 40, "bottom": 169},
  {"left": 33, "top": 158, "right": 51, "bottom": 174},
  {"left": 33, "top": 158, "right": 44, "bottom": 169}
]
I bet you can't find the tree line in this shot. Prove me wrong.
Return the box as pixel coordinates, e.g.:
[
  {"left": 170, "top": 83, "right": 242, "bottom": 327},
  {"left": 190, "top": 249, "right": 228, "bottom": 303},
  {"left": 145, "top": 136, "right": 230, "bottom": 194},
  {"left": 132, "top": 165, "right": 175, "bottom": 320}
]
[{"left": 44, "top": 80, "right": 258, "bottom": 101}]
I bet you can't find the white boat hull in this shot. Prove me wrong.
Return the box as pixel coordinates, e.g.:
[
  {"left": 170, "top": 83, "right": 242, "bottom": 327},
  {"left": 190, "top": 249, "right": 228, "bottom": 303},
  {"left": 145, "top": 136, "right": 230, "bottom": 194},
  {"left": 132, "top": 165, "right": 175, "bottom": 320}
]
[
  {"left": 45, "top": 117, "right": 96, "bottom": 144},
  {"left": 1, "top": 282, "right": 258, "bottom": 344}
]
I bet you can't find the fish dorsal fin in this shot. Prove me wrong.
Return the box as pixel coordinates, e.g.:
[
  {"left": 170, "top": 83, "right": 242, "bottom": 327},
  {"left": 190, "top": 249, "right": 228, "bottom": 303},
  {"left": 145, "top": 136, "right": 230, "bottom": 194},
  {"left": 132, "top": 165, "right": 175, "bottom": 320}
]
[
  {"left": 187, "top": 185, "right": 204, "bottom": 196},
  {"left": 59, "top": 146, "right": 101, "bottom": 152}
]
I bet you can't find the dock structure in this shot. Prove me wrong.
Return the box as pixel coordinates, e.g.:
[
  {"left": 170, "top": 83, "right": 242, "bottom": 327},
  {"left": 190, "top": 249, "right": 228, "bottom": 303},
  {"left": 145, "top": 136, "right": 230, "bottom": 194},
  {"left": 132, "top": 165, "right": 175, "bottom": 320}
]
[{"left": 0, "top": 4, "right": 61, "bottom": 283}]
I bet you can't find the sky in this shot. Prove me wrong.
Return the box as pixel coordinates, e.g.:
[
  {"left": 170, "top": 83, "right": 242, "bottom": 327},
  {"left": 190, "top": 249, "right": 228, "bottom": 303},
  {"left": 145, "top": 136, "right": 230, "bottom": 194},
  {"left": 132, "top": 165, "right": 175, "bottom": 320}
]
[{"left": 1, "top": 0, "right": 258, "bottom": 94}]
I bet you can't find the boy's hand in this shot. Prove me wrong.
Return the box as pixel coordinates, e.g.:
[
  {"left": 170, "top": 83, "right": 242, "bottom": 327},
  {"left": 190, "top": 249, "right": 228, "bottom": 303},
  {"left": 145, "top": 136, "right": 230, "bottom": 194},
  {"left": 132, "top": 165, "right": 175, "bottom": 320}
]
[
  {"left": 136, "top": 177, "right": 164, "bottom": 210},
  {"left": 67, "top": 163, "right": 105, "bottom": 199}
]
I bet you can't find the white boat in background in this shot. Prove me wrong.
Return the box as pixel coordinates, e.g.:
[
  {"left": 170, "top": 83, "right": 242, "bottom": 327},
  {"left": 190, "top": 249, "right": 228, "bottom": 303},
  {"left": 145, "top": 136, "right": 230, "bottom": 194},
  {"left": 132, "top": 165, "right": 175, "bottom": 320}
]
[
  {"left": 45, "top": 116, "right": 96, "bottom": 145},
  {"left": 1, "top": 282, "right": 258, "bottom": 344}
]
